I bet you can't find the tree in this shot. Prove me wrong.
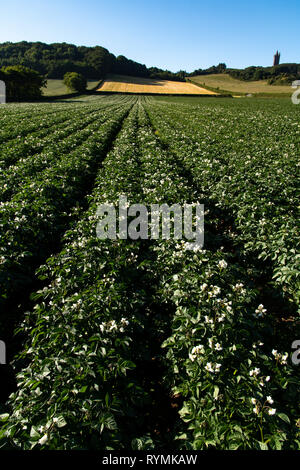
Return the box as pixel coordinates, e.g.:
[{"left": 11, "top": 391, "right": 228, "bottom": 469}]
[
  {"left": 85, "top": 46, "right": 112, "bottom": 76},
  {"left": 1, "top": 65, "right": 46, "bottom": 101},
  {"left": 63, "top": 72, "right": 87, "bottom": 92},
  {"left": 216, "top": 63, "right": 227, "bottom": 73}
]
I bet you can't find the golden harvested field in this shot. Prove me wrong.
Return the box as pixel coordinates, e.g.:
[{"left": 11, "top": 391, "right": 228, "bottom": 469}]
[
  {"left": 190, "top": 73, "right": 292, "bottom": 95},
  {"left": 97, "top": 74, "right": 217, "bottom": 95}
]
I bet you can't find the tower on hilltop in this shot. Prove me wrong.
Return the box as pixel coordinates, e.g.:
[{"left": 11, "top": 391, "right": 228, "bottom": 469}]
[{"left": 273, "top": 50, "right": 280, "bottom": 66}]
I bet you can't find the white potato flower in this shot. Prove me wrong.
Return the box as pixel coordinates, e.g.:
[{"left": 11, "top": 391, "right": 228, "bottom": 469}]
[
  {"left": 218, "top": 259, "right": 228, "bottom": 269},
  {"left": 249, "top": 368, "right": 260, "bottom": 377}
]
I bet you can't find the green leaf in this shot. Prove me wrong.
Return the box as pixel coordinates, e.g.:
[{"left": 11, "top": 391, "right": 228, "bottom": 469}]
[
  {"left": 259, "top": 441, "right": 268, "bottom": 450},
  {"left": 30, "top": 426, "right": 41, "bottom": 440},
  {"left": 131, "top": 438, "right": 143, "bottom": 450},
  {"left": 54, "top": 416, "right": 67, "bottom": 428},
  {"left": 274, "top": 437, "right": 282, "bottom": 450},
  {"left": 213, "top": 386, "right": 219, "bottom": 400},
  {"left": 277, "top": 413, "right": 290, "bottom": 425},
  {"left": 105, "top": 393, "right": 110, "bottom": 407},
  {"left": 0, "top": 414, "right": 9, "bottom": 422},
  {"left": 105, "top": 415, "right": 117, "bottom": 431}
]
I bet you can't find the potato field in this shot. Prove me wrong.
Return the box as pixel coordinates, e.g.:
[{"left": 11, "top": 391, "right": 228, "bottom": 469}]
[{"left": 0, "top": 94, "right": 299, "bottom": 450}]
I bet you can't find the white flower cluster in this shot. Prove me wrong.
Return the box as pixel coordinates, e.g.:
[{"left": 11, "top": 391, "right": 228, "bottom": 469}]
[
  {"left": 232, "top": 283, "right": 246, "bottom": 295},
  {"left": 208, "top": 338, "right": 223, "bottom": 351},
  {"left": 188, "top": 338, "right": 223, "bottom": 362},
  {"left": 204, "top": 315, "right": 214, "bottom": 325},
  {"left": 216, "top": 298, "right": 232, "bottom": 313},
  {"left": 71, "top": 298, "right": 83, "bottom": 310},
  {"left": 249, "top": 368, "right": 270, "bottom": 387},
  {"left": 205, "top": 362, "right": 221, "bottom": 373},
  {"left": 208, "top": 286, "right": 221, "bottom": 298},
  {"left": 100, "top": 318, "right": 129, "bottom": 334},
  {"left": 249, "top": 367, "right": 260, "bottom": 377},
  {"left": 189, "top": 344, "right": 205, "bottom": 361},
  {"left": 272, "top": 349, "right": 288, "bottom": 365},
  {"left": 183, "top": 242, "right": 203, "bottom": 252},
  {"left": 253, "top": 304, "right": 267, "bottom": 319},
  {"left": 252, "top": 341, "right": 264, "bottom": 349},
  {"left": 251, "top": 397, "right": 276, "bottom": 415},
  {"left": 218, "top": 259, "right": 228, "bottom": 269},
  {"left": 266, "top": 396, "right": 274, "bottom": 405}
]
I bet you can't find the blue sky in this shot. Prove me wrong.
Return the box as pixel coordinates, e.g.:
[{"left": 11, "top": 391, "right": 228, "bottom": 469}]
[{"left": 0, "top": 0, "right": 299, "bottom": 72}]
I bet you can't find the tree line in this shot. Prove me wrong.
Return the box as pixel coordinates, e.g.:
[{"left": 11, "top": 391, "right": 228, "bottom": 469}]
[
  {"left": 188, "top": 62, "right": 300, "bottom": 85},
  {"left": 0, "top": 41, "right": 185, "bottom": 81},
  {"left": 227, "top": 64, "right": 300, "bottom": 84},
  {"left": 0, "top": 42, "right": 190, "bottom": 100}
]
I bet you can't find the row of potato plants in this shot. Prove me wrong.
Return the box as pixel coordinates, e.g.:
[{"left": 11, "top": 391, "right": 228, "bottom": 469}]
[
  {"left": 136, "top": 101, "right": 300, "bottom": 449},
  {"left": 0, "top": 99, "right": 118, "bottom": 170},
  {"left": 0, "top": 101, "right": 128, "bottom": 201},
  {"left": 0, "top": 102, "right": 86, "bottom": 145},
  {"left": 0, "top": 98, "right": 134, "bottom": 338},
  {"left": 144, "top": 98, "right": 300, "bottom": 309},
  {"left": 0, "top": 104, "right": 162, "bottom": 449},
  {"left": 0, "top": 95, "right": 120, "bottom": 145},
  {"left": 0, "top": 99, "right": 194, "bottom": 450}
]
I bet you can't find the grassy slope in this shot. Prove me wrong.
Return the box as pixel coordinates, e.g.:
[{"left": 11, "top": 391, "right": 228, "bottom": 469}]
[
  {"left": 42, "top": 79, "right": 101, "bottom": 97},
  {"left": 189, "top": 73, "right": 293, "bottom": 96}
]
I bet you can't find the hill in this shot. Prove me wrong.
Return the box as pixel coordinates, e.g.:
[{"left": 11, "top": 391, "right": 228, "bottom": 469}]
[
  {"left": 189, "top": 74, "right": 293, "bottom": 96},
  {"left": 189, "top": 63, "right": 300, "bottom": 86}
]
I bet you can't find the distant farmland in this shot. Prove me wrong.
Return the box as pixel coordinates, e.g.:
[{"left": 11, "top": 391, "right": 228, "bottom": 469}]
[
  {"left": 43, "top": 79, "right": 101, "bottom": 96},
  {"left": 97, "top": 74, "right": 217, "bottom": 95},
  {"left": 189, "top": 73, "right": 292, "bottom": 96}
]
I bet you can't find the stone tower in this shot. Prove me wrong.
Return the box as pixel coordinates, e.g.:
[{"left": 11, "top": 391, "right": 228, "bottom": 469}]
[{"left": 273, "top": 51, "right": 280, "bottom": 66}]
